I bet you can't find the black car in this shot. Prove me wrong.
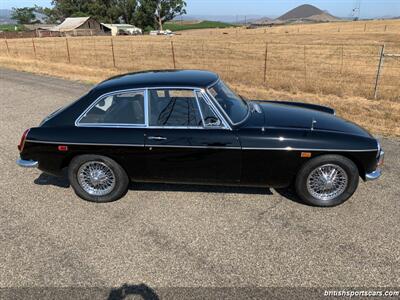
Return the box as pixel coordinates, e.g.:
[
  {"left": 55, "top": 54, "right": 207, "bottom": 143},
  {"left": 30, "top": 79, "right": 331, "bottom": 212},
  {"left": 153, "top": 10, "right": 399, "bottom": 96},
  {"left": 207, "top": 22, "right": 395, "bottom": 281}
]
[{"left": 17, "top": 70, "right": 384, "bottom": 206}]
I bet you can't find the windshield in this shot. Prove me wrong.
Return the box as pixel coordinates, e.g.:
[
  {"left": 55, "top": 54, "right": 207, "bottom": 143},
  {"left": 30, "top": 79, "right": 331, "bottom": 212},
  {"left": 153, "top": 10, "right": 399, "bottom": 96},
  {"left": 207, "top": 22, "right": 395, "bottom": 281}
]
[{"left": 208, "top": 81, "right": 248, "bottom": 124}]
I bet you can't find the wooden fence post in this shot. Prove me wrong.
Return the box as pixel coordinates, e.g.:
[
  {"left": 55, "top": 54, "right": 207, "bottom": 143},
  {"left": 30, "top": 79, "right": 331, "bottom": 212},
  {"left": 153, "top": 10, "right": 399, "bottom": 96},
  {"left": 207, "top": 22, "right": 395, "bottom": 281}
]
[
  {"left": 130, "top": 39, "right": 135, "bottom": 71},
  {"left": 340, "top": 45, "right": 344, "bottom": 72},
  {"left": 32, "top": 38, "right": 37, "bottom": 59},
  {"left": 339, "top": 45, "right": 344, "bottom": 92},
  {"left": 110, "top": 37, "right": 116, "bottom": 68},
  {"left": 263, "top": 42, "right": 268, "bottom": 84},
  {"left": 227, "top": 42, "right": 232, "bottom": 76},
  {"left": 374, "top": 44, "right": 385, "bottom": 99},
  {"left": 171, "top": 41, "right": 176, "bottom": 69},
  {"left": 65, "top": 38, "right": 71, "bottom": 63},
  {"left": 4, "top": 37, "right": 10, "bottom": 56},
  {"left": 304, "top": 45, "right": 307, "bottom": 88},
  {"left": 202, "top": 40, "right": 205, "bottom": 67}
]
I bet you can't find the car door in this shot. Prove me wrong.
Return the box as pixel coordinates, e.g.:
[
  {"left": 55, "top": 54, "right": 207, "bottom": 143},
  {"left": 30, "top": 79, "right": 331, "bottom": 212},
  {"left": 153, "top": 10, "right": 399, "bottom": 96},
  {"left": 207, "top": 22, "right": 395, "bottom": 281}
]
[{"left": 144, "top": 88, "right": 241, "bottom": 184}]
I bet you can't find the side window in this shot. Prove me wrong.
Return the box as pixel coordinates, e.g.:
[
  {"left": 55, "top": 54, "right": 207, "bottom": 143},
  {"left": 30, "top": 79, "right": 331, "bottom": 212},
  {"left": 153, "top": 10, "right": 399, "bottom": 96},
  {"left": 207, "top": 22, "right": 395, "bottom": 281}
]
[
  {"left": 79, "top": 91, "right": 145, "bottom": 125},
  {"left": 149, "top": 89, "right": 202, "bottom": 127},
  {"left": 196, "top": 92, "right": 222, "bottom": 127}
]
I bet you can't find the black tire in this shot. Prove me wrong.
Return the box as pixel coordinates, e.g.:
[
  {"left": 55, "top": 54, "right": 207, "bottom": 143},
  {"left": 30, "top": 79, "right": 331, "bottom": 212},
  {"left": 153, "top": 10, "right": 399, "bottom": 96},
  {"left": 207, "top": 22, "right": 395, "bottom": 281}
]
[
  {"left": 295, "top": 155, "right": 359, "bottom": 207},
  {"left": 68, "top": 154, "right": 129, "bottom": 203}
]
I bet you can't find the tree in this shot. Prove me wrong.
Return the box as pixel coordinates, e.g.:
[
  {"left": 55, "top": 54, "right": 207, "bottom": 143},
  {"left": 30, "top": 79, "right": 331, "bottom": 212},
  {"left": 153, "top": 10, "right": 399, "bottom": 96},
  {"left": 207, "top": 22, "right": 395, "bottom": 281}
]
[
  {"left": 154, "top": 0, "right": 186, "bottom": 30},
  {"left": 47, "top": 0, "right": 122, "bottom": 23},
  {"left": 135, "top": 0, "right": 186, "bottom": 30},
  {"left": 23, "top": 0, "right": 186, "bottom": 29},
  {"left": 136, "top": 0, "right": 157, "bottom": 29},
  {"left": 118, "top": 0, "right": 138, "bottom": 24},
  {"left": 34, "top": 5, "right": 59, "bottom": 23},
  {"left": 11, "top": 7, "right": 37, "bottom": 24}
]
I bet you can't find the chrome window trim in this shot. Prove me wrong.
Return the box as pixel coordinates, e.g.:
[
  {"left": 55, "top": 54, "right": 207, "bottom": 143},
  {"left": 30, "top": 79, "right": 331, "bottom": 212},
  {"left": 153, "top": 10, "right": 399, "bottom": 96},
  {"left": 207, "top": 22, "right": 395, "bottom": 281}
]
[
  {"left": 146, "top": 87, "right": 204, "bottom": 129},
  {"left": 195, "top": 90, "right": 229, "bottom": 130},
  {"left": 75, "top": 88, "right": 147, "bottom": 128},
  {"left": 194, "top": 91, "right": 206, "bottom": 127},
  {"left": 75, "top": 86, "right": 232, "bottom": 130},
  {"left": 206, "top": 79, "right": 250, "bottom": 127},
  {"left": 199, "top": 89, "right": 231, "bottom": 130},
  {"left": 144, "top": 88, "right": 149, "bottom": 127}
]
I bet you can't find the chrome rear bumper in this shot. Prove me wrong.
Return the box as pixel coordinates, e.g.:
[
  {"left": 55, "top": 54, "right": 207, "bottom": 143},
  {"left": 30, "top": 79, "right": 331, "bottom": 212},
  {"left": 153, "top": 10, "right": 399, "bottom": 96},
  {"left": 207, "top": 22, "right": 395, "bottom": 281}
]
[{"left": 17, "top": 159, "right": 38, "bottom": 168}]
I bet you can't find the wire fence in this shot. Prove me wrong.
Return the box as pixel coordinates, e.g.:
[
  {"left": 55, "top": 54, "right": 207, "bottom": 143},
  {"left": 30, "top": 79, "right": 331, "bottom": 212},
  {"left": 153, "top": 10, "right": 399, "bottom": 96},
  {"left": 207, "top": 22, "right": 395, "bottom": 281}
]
[{"left": 1, "top": 36, "right": 399, "bottom": 100}]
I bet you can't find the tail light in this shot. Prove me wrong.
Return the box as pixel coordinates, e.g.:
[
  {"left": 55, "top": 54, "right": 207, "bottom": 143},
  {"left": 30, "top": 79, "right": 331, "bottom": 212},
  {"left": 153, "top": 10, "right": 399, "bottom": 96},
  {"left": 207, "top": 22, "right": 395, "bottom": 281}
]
[{"left": 18, "top": 129, "right": 30, "bottom": 152}]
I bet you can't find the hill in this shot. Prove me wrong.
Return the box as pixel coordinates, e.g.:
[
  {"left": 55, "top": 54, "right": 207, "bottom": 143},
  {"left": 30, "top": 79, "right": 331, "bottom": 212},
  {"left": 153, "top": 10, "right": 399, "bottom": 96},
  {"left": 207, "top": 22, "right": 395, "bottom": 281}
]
[
  {"left": 251, "top": 17, "right": 273, "bottom": 25},
  {"left": 277, "top": 4, "right": 340, "bottom": 22}
]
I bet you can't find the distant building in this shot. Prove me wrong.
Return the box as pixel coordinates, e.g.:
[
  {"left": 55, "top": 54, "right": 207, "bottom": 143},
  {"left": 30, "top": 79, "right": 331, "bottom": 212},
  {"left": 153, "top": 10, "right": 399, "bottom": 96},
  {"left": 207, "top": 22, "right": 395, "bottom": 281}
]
[
  {"left": 22, "top": 24, "right": 58, "bottom": 37},
  {"left": 23, "top": 24, "right": 57, "bottom": 31},
  {"left": 101, "top": 23, "right": 142, "bottom": 36},
  {"left": 50, "top": 17, "right": 107, "bottom": 36}
]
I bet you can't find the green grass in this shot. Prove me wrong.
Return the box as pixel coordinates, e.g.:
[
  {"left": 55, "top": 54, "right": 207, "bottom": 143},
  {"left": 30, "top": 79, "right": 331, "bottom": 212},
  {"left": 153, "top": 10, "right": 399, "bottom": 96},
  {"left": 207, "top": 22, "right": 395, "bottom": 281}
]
[
  {"left": 163, "top": 20, "right": 236, "bottom": 31},
  {"left": 0, "top": 24, "right": 25, "bottom": 32}
]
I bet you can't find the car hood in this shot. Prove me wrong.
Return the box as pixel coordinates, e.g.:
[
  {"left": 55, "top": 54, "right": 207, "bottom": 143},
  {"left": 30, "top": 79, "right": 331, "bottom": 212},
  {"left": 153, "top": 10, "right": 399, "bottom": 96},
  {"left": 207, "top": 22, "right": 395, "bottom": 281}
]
[{"left": 252, "top": 101, "right": 372, "bottom": 138}]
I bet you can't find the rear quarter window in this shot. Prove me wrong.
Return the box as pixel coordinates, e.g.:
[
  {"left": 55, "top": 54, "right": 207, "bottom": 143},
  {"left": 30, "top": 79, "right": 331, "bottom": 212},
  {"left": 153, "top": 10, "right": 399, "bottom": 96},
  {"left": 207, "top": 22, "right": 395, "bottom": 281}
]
[{"left": 78, "top": 91, "right": 145, "bottom": 125}]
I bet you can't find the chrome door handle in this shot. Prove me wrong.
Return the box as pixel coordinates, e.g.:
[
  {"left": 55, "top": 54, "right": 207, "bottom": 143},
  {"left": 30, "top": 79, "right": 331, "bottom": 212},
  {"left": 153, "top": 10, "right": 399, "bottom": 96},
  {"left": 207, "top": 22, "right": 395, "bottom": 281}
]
[{"left": 148, "top": 136, "right": 167, "bottom": 141}]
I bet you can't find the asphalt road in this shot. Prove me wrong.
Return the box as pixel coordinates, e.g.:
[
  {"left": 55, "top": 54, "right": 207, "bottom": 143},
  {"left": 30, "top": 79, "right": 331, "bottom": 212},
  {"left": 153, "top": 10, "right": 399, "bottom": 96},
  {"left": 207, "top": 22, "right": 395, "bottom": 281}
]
[{"left": 0, "top": 69, "right": 399, "bottom": 298}]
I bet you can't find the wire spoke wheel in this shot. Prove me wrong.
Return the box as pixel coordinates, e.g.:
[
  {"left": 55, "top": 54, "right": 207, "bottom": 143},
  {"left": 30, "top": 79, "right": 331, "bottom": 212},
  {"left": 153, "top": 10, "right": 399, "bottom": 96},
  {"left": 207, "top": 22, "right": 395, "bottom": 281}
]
[
  {"left": 306, "top": 164, "right": 348, "bottom": 201},
  {"left": 77, "top": 161, "right": 116, "bottom": 196}
]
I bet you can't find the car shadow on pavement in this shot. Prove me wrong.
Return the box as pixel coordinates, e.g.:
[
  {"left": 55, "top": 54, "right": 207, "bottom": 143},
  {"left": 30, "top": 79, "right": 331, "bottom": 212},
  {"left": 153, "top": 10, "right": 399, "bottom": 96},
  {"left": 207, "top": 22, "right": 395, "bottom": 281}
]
[
  {"left": 34, "top": 173, "right": 70, "bottom": 188},
  {"left": 275, "top": 187, "right": 304, "bottom": 205},
  {"left": 33, "top": 172, "right": 304, "bottom": 204},
  {"left": 130, "top": 182, "right": 274, "bottom": 195},
  {"left": 108, "top": 283, "right": 159, "bottom": 300}
]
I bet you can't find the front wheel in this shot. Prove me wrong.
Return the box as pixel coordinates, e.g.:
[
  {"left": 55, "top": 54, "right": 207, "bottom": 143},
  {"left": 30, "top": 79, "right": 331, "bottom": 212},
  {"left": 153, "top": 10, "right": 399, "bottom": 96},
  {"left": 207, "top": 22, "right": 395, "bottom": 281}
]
[
  {"left": 68, "top": 154, "right": 129, "bottom": 203},
  {"left": 295, "top": 155, "right": 359, "bottom": 207}
]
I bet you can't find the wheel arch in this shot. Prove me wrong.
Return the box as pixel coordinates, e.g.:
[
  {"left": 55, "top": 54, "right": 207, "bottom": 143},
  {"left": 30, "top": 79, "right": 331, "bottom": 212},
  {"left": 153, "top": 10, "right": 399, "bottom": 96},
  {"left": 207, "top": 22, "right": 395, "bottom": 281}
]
[
  {"left": 294, "top": 152, "right": 365, "bottom": 180},
  {"left": 60, "top": 152, "right": 130, "bottom": 179}
]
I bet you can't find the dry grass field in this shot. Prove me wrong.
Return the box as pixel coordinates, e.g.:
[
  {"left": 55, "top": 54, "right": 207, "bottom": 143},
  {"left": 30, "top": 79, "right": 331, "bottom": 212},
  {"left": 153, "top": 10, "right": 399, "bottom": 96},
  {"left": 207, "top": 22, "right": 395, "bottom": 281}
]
[{"left": 1, "top": 19, "right": 399, "bottom": 136}]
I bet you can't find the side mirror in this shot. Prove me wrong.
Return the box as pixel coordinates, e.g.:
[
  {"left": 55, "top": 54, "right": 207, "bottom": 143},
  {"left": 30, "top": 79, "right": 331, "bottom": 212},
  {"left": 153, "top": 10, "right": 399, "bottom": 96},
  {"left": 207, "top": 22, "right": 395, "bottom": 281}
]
[{"left": 205, "top": 117, "right": 221, "bottom": 127}]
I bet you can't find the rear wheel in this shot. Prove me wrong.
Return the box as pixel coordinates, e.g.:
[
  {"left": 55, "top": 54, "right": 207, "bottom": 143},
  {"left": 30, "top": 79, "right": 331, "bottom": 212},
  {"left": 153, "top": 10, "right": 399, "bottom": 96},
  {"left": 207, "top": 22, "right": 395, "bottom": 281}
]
[
  {"left": 68, "top": 155, "right": 129, "bottom": 203},
  {"left": 295, "top": 155, "right": 359, "bottom": 207}
]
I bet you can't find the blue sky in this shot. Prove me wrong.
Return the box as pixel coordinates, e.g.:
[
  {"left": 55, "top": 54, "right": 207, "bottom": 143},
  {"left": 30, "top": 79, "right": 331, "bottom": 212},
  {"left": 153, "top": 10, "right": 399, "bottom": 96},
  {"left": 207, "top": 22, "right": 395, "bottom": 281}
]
[{"left": 1, "top": 0, "right": 399, "bottom": 18}]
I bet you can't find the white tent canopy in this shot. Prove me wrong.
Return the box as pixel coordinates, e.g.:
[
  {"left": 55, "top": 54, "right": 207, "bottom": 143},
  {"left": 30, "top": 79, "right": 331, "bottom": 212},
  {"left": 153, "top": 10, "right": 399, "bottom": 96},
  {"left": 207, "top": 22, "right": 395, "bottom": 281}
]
[{"left": 51, "top": 17, "right": 91, "bottom": 32}]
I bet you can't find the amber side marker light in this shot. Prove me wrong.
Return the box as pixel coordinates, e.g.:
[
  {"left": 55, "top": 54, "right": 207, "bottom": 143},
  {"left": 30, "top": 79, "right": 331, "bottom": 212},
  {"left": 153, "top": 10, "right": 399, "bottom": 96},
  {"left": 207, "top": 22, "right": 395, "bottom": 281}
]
[{"left": 301, "top": 152, "right": 312, "bottom": 158}]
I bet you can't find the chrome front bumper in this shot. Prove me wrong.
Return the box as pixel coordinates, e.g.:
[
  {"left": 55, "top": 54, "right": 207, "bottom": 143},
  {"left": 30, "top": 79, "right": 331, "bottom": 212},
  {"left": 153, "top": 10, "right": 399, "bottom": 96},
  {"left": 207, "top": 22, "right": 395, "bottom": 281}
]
[
  {"left": 17, "top": 159, "right": 38, "bottom": 168},
  {"left": 365, "top": 149, "right": 384, "bottom": 181},
  {"left": 365, "top": 169, "right": 382, "bottom": 181}
]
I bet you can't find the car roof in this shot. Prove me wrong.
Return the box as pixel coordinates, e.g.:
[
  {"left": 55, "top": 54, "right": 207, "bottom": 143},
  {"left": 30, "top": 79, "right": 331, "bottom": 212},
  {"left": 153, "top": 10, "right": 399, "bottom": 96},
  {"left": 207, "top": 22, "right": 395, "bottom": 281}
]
[{"left": 92, "top": 70, "right": 219, "bottom": 94}]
